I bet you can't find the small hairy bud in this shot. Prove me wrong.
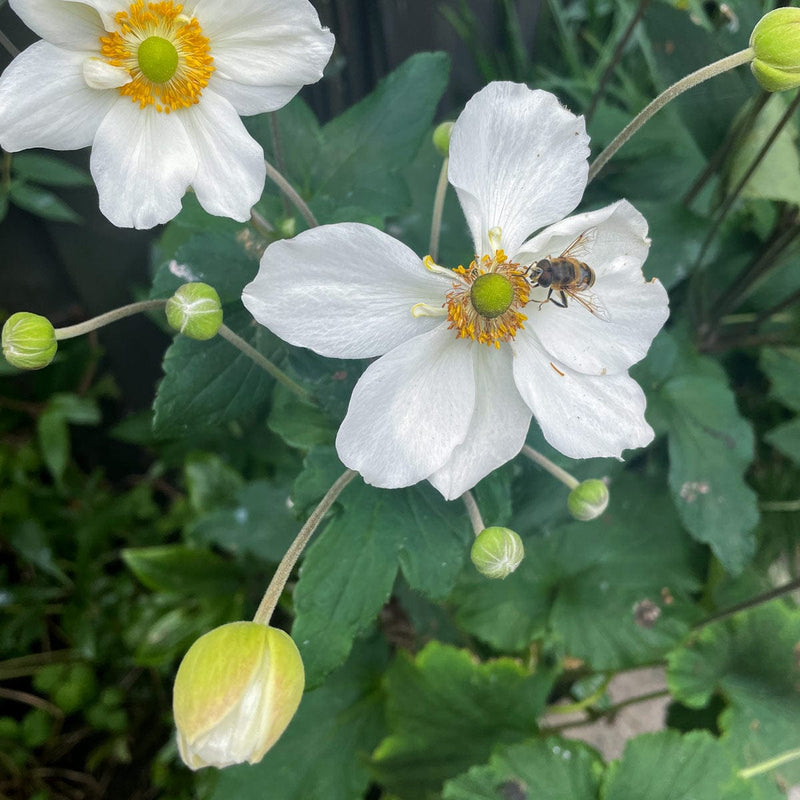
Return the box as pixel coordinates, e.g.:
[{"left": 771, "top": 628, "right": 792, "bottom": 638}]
[
  {"left": 2, "top": 312, "right": 57, "bottom": 370},
  {"left": 750, "top": 8, "right": 800, "bottom": 92},
  {"left": 433, "top": 121, "right": 455, "bottom": 157},
  {"left": 470, "top": 526, "right": 524, "bottom": 579},
  {"left": 567, "top": 479, "right": 610, "bottom": 521},
  {"left": 166, "top": 282, "right": 223, "bottom": 340},
  {"left": 173, "top": 621, "right": 305, "bottom": 770}
]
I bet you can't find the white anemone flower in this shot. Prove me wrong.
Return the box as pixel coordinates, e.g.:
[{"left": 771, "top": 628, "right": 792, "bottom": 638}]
[
  {"left": 243, "top": 82, "right": 669, "bottom": 501},
  {"left": 0, "top": 0, "right": 334, "bottom": 229}
]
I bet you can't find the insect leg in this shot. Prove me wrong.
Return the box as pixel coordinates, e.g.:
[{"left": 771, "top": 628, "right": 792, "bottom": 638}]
[{"left": 549, "top": 291, "right": 568, "bottom": 309}]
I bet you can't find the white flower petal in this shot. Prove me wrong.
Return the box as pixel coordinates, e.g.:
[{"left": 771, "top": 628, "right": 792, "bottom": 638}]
[
  {"left": 9, "top": 0, "right": 103, "bottom": 50},
  {"left": 179, "top": 89, "right": 265, "bottom": 221},
  {"left": 513, "top": 333, "right": 654, "bottom": 459},
  {"left": 336, "top": 327, "right": 476, "bottom": 489},
  {"left": 242, "top": 223, "right": 450, "bottom": 359},
  {"left": 516, "top": 201, "right": 670, "bottom": 376},
  {"left": 0, "top": 42, "right": 116, "bottom": 151},
  {"left": 448, "top": 82, "right": 590, "bottom": 256},
  {"left": 208, "top": 74, "right": 299, "bottom": 116},
  {"left": 428, "top": 346, "right": 531, "bottom": 500},
  {"left": 90, "top": 99, "right": 198, "bottom": 229},
  {"left": 83, "top": 57, "right": 131, "bottom": 89},
  {"left": 193, "top": 0, "right": 333, "bottom": 94}
]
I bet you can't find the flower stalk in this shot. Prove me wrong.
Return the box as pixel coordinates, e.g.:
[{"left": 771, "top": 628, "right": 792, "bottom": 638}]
[
  {"left": 253, "top": 469, "right": 357, "bottom": 626},
  {"left": 588, "top": 48, "right": 755, "bottom": 183},
  {"left": 429, "top": 156, "right": 450, "bottom": 263},
  {"left": 53, "top": 299, "right": 167, "bottom": 340},
  {"left": 264, "top": 159, "right": 318, "bottom": 229},
  {"left": 521, "top": 444, "right": 579, "bottom": 490},
  {"left": 461, "top": 489, "right": 485, "bottom": 537}
]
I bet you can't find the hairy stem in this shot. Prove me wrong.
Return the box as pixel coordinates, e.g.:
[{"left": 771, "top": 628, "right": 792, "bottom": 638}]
[
  {"left": 521, "top": 444, "right": 580, "bottom": 490},
  {"left": 264, "top": 159, "right": 318, "bottom": 229},
  {"left": 429, "top": 156, "right": 450, "bottom": 263},
  {"left": 461, "top": 490, "right": 485, "bottom": 536},
  {"left": 253, "top": 469, "right": 358, "bottom": 625},
  {"left": 54, "top": 299, "right": 166, "bottom": 340}
]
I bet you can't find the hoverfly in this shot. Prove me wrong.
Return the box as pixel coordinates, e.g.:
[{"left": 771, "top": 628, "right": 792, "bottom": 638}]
[{"left": 525, "top": 228, "right": 610, "bottom": 322}]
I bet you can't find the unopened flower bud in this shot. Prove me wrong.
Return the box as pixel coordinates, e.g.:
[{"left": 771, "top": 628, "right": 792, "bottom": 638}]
[
  {"left": 173, "top": 621, "right": 304, "bottom": 770},
  {"left": 750, "top": 8, "right": 800, "bottom": 92},
  {"left": 166, "top": 282, "right": 223, "bottom": 340},
  {"left": 433, "top": 121, "right": 455, "bottom": 157},
  {"left": 470, "top": 527, "right": 524, "bottom": 579},
  {"left": 2, "top": 312, "right": 57, "bottom": 370},
  {"left": 567, "top": 479, "right": 610, "bottom": 521}
]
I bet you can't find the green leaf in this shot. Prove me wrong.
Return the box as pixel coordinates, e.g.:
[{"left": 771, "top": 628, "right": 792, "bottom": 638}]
[
  {"left": 188, "top": 479, "right": 298, "bottom": 562},
  {"left": 150, "top": 231, "right": 260, "bottom": 304},
  {"left": 662, "top": 375, "right": 759, "bottom": 574},
  {"left": 267, "top": 384, "right": 336, "bottom": 449},
  {"left": 9, "top": 181, "right": 81, "bottom": 223},
  {"left": 760, "top": 347, "right": 800, "bottom": 413},
  {"left": 313, "top": 52, "right": 450, "bottom": 220},
  {"left": 727, "top": 95, "right": 800, "bottom": 206},
  {"left": 211, "top": 636, "right": 387, "bottom": 800},
  {"left": 12, "top": 153, "right": 92, "bottom": 187},
  {"left": 602, "top": 730, "right": 758, "bottom": 800},
  {"left": 764, "top": 417, "right": 800, "bottom": 465},
  {"left": 152, "top": 307, "right": 284, "bottom": 437},
  {"left": 122, "top": 545, "right": 242, "bottom": 596},
  {"left": 183, "top": 452, "right": 244, "bottom": 514},
  {"left": 292, "top": 466, "right": 471, "bottom": 687},
  {"left": 371, "top": 642, "right": 556, "bottom": 800},
  {"left": 453, "top": 474, "right": 703, "bottom": 668},
  {"left": 442, "top": 737, "right": 603, "bottom": 800},
  {"left": 667, "top": 605, "right": 800, "bottom": 796}
]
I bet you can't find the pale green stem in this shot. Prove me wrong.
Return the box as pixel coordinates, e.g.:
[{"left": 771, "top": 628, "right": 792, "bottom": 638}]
[
  {"left": 54, "top": 299, "right": 167, "bottom": 340},
  {"left": 761, "top": 499, "right": 800, "bottom": 511},
  {"left": 253, "top": 469, "right": 358, "bottom": 625},
  {"left": 264, "top": 159, "right": 318, "bottom": 229},
  {"left": 216, "top": 323, "right": 312, "bottom": 403},
  {"left": 521, "top": 444, "right": 579, "bottom": 490},
  {"left": 739, "top": 747, "right": 800, "bottom": 780},
  {"left": 545, "top": 674, "right": 612, "bottom": 715},
  {"left": 461, "top": 490, "right": 485, "bottom": 537},
  {"left": 588, "top": 47, "right": 755, "bottom": 183},
  {"left": 429, "top": 156, "right": 449, "bottom": 263}
]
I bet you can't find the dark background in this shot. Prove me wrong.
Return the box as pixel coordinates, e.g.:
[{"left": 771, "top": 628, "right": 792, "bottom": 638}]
[{"left": 0, "top": 0, "right": 542, "bottom": 406}]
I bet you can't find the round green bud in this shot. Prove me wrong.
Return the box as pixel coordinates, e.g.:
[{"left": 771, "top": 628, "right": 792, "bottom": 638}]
[
  {"left": 2, "top": 312, "right": 57, "bottom": 370},
  {"left": 470, "top": 527, "right": 524, "bottom": 579},
  {"left": 433, "top": 121, "right": 455, "bottom": 157},
  {"left": 137, "top": 36, "right": 179, "bottom": 84},
  {"left": 470, "top": 273, "right": 514, "bottom": 319},
  {"left": 166, "top": 282, "right": 223, "bottom": 340},
  {"left": 173, "top": 621, "right": 305, "bottom": 770},
  {"left": 567, "top": 479, "right": 610, "bottom": 521},
  {"left": 750, "top": 8, "right": 800, "bottom": 92}
]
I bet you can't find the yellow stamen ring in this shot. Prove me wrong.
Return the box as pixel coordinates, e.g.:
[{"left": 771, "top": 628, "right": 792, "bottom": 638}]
[
  {"left": 98, "top": 0, "right": 214, "bottom": 113},
  {"left": 443, "top": 249, "right": 530, "bottom": 349}
]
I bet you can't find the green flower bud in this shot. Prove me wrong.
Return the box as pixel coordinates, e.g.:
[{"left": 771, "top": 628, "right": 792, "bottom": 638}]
[
  {"left": 750, "top": 8, "right": 800, "bottom": 92},
  {"left": 433, "top": 121, "right": 455, "bottom": 157},
  {"left": 567, "top": 479, "right": 610, "bottom": 521},
  {"left": 173, "top": 621, "right": 304, "bottom": 770},
  {"left": 2, "top": 312, "right": 57, "bottom": 370},
  {"left": 470, "top": 527, "right": 524, "bottom": 579},
  {"left": 166, "top": 282, "right": 223, "bottom": 340}
]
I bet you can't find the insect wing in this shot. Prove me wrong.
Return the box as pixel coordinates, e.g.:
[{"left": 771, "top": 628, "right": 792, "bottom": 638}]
[
  {"left": 559, "top": 227, "right": 598, "bottom": 260},
  {"left": 566, "top": 287, "right": 611, "bottom": 322}
]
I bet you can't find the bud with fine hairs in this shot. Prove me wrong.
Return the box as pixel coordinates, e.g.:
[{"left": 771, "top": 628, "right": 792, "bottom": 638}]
[
  {"left": 166, "top": 282, "right": 223, "bottom": 341},
  {"left": 567, "top": 479, "right": 610, "bottom": 521},
  {"left": 470, "top": 526, "right": 525, "bottom": 579},
  {"left": 750, "top": 8, "right": 800, "bottom": 92},
  {"left": 2, "top": 312, "right": 58, "bottom": 370},
  {"left": 173, "top": 621, "right": 304, "bottom": 770}
]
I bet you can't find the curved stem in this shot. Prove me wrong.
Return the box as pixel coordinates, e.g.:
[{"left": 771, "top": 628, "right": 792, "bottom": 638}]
[
  {"left": 693, "top": 576, "right": 800, "bottom": 630},
  {"left": 739, "top": 747, "right": 800, "bottom": 780},
  {"left": 521, "top": 444, "right": 579, "bottom": 490},
  {"left": 588, "top": 47, "right": 755, "bottom": 183},
  {"left": 264, "top": 159, "right": 318, "bottom": 229},
  {"left": 545, "top": 674, "right": 612, "bottom": 715},
  {"left": 250, "top": 208, "right": 275, "bottom": 236},
  {"left": 54, "top": 299, "right": 166, "bottom": 340},
  {"left": 461, "top": 490, "right": 485, "bottom": 536},
  {"left": 429, "top": 156, "right": 449, "bottom": 263},
  {"left": 217, "top": 323, "right": 313, "bottom": 403},
  {"left": 253, "top": 469, "right": 358, "bottom": 625}
]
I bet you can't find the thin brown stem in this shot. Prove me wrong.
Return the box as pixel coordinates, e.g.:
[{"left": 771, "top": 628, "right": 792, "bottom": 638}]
[
  {"left": 694, "top": 576, "right": 800, "bottom": 630},
  {"left": 253, "top": 469, "right": 357, "bottom": 625},
  {"left": 585, "top": 0, "right": 652, "bottom": 123}
]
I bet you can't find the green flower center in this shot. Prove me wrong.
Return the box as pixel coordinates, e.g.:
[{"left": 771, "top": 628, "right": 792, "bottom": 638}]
[
  {"left": 470, "top": 273, "right": 514, "bottom": 319},
  {"left": 137, "top": 36, "right": 179, "bottom": 84}
]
